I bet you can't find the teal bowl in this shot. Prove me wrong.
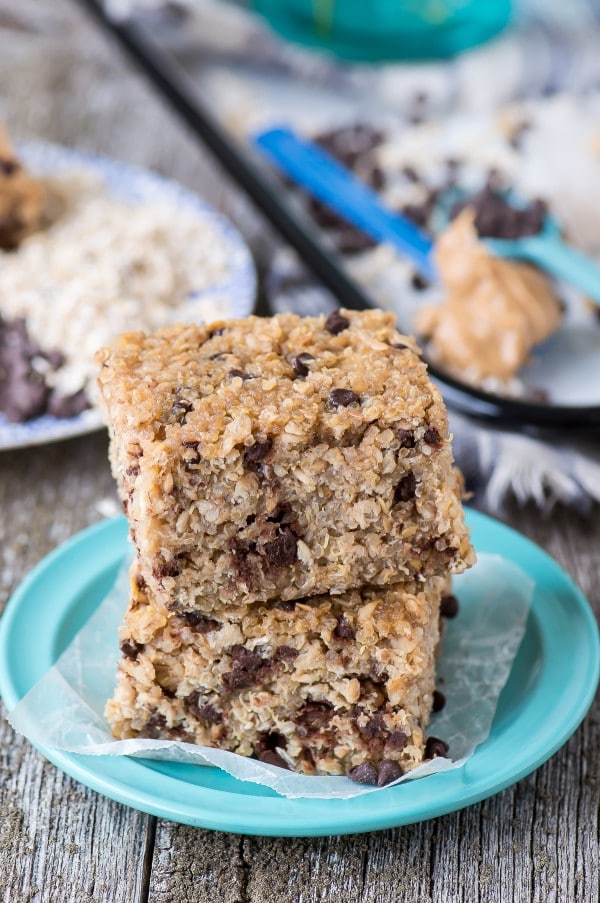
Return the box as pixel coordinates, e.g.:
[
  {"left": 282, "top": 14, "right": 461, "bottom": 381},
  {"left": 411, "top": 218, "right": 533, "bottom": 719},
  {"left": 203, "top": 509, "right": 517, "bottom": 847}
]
[{"left": 251, "top": 0, "right": 512, "bottom": 61}]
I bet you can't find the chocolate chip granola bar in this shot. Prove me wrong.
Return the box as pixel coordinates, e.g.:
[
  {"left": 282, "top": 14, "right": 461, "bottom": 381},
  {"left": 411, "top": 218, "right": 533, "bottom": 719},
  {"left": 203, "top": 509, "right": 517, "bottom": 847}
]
[
  {"left": 97, "top": 309, "right": 474, "bottom": 611},
  {"left": 106, "top": 563, "right": 449, "bottom": 782}
]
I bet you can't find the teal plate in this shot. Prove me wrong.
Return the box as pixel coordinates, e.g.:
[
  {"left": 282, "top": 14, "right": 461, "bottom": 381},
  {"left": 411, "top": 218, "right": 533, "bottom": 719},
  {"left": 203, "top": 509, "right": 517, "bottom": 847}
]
[{"left": 0, "top": 510, "right": 598, "bottom": 836}]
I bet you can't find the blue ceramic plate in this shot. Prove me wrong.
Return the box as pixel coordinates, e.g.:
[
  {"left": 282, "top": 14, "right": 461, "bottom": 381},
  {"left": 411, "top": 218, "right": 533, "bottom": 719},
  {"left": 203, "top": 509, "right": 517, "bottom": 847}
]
[
  {"left": 0, "top": 509, "right": 598, "bottom": 836},
  {"left": 0, "top": 144, "right": 256, "bottom": 451}
]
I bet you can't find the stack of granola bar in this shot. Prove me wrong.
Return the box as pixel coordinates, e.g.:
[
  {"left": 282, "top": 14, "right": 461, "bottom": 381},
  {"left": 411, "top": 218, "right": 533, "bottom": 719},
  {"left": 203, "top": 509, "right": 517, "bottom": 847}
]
[{"left": 98, "top": 309, "right": 474, "bottom": 785}]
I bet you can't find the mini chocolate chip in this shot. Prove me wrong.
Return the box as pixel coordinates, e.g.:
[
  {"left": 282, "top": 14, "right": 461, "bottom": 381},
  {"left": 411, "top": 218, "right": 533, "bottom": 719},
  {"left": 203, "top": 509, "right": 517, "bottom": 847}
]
[
  {"left": 432, "top": 690, "right": 446, "bottom": 712},
  {"left": 334, "top": 615, "right": 355, "bottom": 640},
  {"left": 208, "top": 327, "right": 225, "bottom": 338},
  {"left": 328, "top": 388, "right": 360, "bottom": 408},
  {"left": 324, "top": 310, "right": 349, "bottom": 335},
  {"left": 357, "top": 713, "right": 387, "bottom": 741},
  {"left": 258, "top": 749, "right": 290, "bottom": 770},
  {"left": 182, "top": 440, "right": 199, "bottom": 449},
  {"left": 402, "top": 165, "right": 420, "bottom": 183},
  {"left": 195, "top": 703, "right": 222, "bottom": 725},
  {"left": 230, "top": 645, "right": 263, "bottom": 668},
  {"left": 411, "top": 272, "right": 430, "bottom": 291},
  {"left": 425, "top": 736, "right": 449, "bottom": 759},
  {"left": 392, "top": 342, "right": 409, "bottom": 350},
  {"left": 222, "top": 645, "right": 272, "bottom": 690},
  {"left": 274, "top": 645, "right": 299, "bottom": 661},
  {"left": 423, "top": 427, "right": 441, "bottom": 446},
  {"left": 227, "top": 368, "right": 252, "bottom": 380},
  {"left": 185, "top": 691, "right": 223, "bottom": 725},
  {"left": 386, "top": 729, "right": 409, "bottom": 750},
  {"left": 153, "top": 560, "right": 180, "bottom": 579},
  {"left": 120, "top": 640, "right": 143, "bottom": 661},
  {"left": 0, "top": 158, "right": 19, "bottom": 176},
  {"left": 178, "top": 612, "right": 220, "bottom": 633},
  {"left": 295, "top": 701, "right": 334, "bottom": 731},
  {"left": 336, "top": 228, "right": 377, "bottom": 255},
  {"left": 397, "top": 428, "right": 415, "bottom": 449},
  {"left": 274, "top": 599, "right": 297, "bottom": 612},
  {"left": 377, "top": 759, "right": 404, "bottom": 786},
  {"left": 125, "top": 465, "right": 140, "bottom": 477},
  {"left": 263, "top": 527, "right": 298, "bottom": 567},
  {"left": 244, "top": 439, "right": 272, "bottom": 465},
  {"left": 440, "top": 594, "right": 459, "bottom": 619},
  {"left": 394, "top": 472, "right": 416, "bottom": 504},
  {"left": 135, "top": 574, "right": 147, "bottom": 591},
  {"left": 292, "top": 352, "right": 315, "bottom": 377},
  {"left": 347, "top": 762, "right": 378, "bottom": 785},
  {"left": 139, "top": 712, "right": 167, "bottom": 738}
]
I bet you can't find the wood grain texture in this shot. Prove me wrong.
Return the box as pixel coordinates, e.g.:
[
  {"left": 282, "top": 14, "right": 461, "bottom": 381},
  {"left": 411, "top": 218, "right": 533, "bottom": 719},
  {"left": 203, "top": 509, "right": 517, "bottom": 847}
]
[{"left": 0, "top": 2, "right": 598, "bottom": 902}]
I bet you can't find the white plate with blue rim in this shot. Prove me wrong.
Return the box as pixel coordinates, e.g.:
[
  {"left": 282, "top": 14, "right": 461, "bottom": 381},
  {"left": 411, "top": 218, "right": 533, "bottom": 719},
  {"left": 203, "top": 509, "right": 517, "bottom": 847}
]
[{"left": 0, "top": 143, "right": 256, "bottom": 451}]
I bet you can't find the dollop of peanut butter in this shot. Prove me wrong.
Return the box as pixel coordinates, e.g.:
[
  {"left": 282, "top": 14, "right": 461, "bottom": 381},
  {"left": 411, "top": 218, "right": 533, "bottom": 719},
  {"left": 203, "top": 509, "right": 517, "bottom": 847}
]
[
  {"left": 417, "top": 210, "right": 562, "bottom": 382},
  {"left": 0, "top": 124, "right": 45, "bottom": 249}
]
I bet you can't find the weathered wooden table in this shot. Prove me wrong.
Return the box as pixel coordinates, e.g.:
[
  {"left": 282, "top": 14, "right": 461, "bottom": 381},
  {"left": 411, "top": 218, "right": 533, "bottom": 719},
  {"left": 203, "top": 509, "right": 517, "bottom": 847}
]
[{"left": 0, "top": 3, "right": 598, "bottom": 901}]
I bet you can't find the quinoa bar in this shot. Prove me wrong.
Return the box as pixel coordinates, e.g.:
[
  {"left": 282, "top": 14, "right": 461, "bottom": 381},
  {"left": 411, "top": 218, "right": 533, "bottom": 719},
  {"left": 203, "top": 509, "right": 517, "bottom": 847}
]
[
  {"left": 106, "top": 564, "right": 449, "bottom": 782},
  {"left": 97, "top": 309, "right": 474, "bottom": 611}
]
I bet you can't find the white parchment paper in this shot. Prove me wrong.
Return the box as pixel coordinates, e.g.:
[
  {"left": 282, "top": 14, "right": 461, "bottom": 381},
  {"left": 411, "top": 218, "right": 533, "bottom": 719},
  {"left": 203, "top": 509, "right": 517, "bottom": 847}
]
[{"left": 8, "top": 553, "right": 533, "bottom": 799}]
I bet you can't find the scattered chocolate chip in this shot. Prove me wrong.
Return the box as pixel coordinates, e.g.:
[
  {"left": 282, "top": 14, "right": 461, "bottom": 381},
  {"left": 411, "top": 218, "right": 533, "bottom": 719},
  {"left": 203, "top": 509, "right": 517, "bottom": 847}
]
[
  {"left": 208, "top": 327, "right": 225, "bottom": 338},
  {"left": 47, "top": 389, "right": 90, "bottom": 419},
  {"left": 227, "top": 368, "right": 252, "bottom": 380},
  {"left": 425, "top": 736, "right": 449, "bottom": 759},
  {"left": 334, "top": 615, "right": 355, "bottom": 640},
  {"left": 392, "top": 342, "right": 409, "bottom": 350},
  {"left": 423, "top": 427, "right": 441, "bottom": 446},
  {"left": 432, "top": 690, "right": 446, "bottom": 713},
  {"left": 440, "top": 594, "right": 459, "bottom": 619},
  {"left": 295, "top": 701, "right": 334, "bottom": 731},
  {"left": 258, "top": 749, "right": 290, "bottom": 769},
  {"left": 182, "top": 440, "right": 199, "bottom": 449},
  {"left": 366, "top": 165, "right": 385, "bottom": 191},
  {"left": 274, "top": 645, "right": 299, "bottom": 661},
  {"left": 135, "top": 574, "right": 147, "bottom": 591},
  {"left": 394, "top": 472, "right": 417, "bottom": 504},
  {"left": 402, "top": 165, "right": 420, "bottom": 183},
  {"left": 347, "top": 761, "right": 378, "bottom": 785},
  {"left": 335, "top": 228, "right": 377, "bottom": 255},
  {"left": 263, "top": 527, "right": 298, "bottom": 567},
  {"left": 450, "top": 184, "right": 546, "bottom": 240},
  {"left": 397, "top": 428, "right": 415, "bottom": 449},
  {"left": 386, "top": 729, "right": 409, "bottom": 750},
  {"left": 377, "top": 759, "right": 404, "bottom": 786},
  {"left": 324, "top": 310, "right": 350, "bottom": 335},
  {"left": 292, "top": 352, "right": 315, "bottom": 378},
  {"left": 244, "top": 438, "right": 272, "bottom": 465},
  {"left": 120, "top": 640, "right": 143, "bottom": 661},
  {"left": 125, "top": 465, "right": 140, "bottom": 477},
  {"left": 178, "top": 612, "right": 220, "bottom": 633},
  {"left": 328, "top": 388, "right": 360, "bottom": 408},
  {"left": 411, "top": 272, "right": 430, "bottom": 291}
]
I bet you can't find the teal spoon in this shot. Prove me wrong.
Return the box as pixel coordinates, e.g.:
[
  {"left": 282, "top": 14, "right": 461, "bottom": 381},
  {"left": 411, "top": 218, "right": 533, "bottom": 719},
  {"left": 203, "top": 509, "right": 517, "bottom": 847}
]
[{"left": 256, "top": 126, "right": 600, "bottom": 305}]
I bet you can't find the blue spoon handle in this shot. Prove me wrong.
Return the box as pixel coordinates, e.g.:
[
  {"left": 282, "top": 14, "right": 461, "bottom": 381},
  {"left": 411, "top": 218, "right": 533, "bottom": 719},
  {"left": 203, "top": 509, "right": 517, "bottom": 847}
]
[
  {"left": 487, "top": 235, "right": 600, "bottom": 306},
  {"left": 254, "top": 126, "right": 436, "bottom": 281}
]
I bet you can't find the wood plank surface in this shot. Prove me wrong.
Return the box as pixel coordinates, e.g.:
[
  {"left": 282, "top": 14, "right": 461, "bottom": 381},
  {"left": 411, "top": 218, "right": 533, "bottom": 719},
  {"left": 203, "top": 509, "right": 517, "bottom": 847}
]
[{"left": 0, "top": 2, "right": 598, "bottom": 902}]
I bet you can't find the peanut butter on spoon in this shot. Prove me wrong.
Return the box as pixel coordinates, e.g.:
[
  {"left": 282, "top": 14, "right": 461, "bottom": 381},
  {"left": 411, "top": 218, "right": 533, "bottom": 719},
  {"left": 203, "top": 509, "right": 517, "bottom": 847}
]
[
  {"left": 417, "top": 210, "right": 562, "bottom": 383},
  {"left": 0, "top": 124, "right": 45, "bottom": 250}
]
